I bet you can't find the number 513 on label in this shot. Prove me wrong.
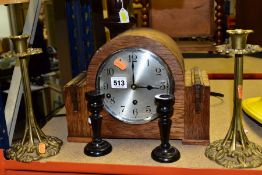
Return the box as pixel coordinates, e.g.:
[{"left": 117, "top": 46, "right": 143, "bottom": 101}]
[{"left": 111, "top": 77, "right": 127, "bottom": 89}]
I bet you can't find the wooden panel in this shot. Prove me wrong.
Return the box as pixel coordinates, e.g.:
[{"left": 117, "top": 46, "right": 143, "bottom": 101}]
[
  {"left": 64, "top": 72, "right": 91, "bottom": 140},
  {"left": 184, "top": 70, "right": 210, "bottom": 145},
  {"left": 177, "top": 41, "right": 215, "bottom": 52},
  {"left": 151, "top": 0, "right": 214, "bottom": 38}
]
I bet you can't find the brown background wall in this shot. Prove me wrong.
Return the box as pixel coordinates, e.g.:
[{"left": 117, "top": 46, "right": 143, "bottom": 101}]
[{"left": 236, "top": 0, "right": 262, "bottom": 45}]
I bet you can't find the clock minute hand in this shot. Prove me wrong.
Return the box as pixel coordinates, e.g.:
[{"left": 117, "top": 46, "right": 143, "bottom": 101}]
[
  {"left": 131, "top": 59, "right": 135, "bottom": 85},
  {"left": 137, "top": 85, "right": 160, "bottom": 90}
]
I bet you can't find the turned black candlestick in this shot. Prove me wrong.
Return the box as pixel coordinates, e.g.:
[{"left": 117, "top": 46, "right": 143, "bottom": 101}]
[
  {"left": 151, "top": 94, "right": 180, "bottom": 163},
  {"left": 84, "top": 90, "right": 112, "bottom": 157}
]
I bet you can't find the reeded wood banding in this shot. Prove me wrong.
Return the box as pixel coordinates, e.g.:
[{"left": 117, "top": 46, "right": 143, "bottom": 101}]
[
  {"left": 184, "top": 69, "right": 210, "bottom": 145},
  {"left": 64, "top": 72, "right": 91, "bottom": 141}
]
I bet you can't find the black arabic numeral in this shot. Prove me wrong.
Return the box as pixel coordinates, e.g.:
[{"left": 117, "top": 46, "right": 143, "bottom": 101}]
[
  {"left": 129, "top": 54, "right": 137, "bottom": 62},
  {"left": 146, "top": 106, "right": 151, "bottom": 113},
  {"left": 103, "top": 82, "right": 109, "bottom": 90},
  {"left": 155, "top": 68, "right": 162, "bottom": 76},
  {"left": 121, "top": 105, "right": 125, "bottom": 113},
  {"left": 106, "top": 68, "right": 114, "bottom": 76},
  {"left": 110, "top": 97, "right": 115, "bottom": 104},
  {"left": 133, "top": 109, "right": 138, "bottom": 117},
  {"left": 160, "top": 82, "right": 166, "bottom": 90}
]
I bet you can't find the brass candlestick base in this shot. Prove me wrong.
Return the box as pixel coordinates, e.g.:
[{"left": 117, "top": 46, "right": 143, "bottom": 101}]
[
  {"left": 206, "top": 140, "right": 262, "bottom": 168},
  {"left": 205, "top": 29, "right": 262, "bottom": 168},
  {"left": 9, "top": 136, "right": 63, "bottom": 162},
  {"left": 7, "top": 35, "right": 62, "bottom": 162}
]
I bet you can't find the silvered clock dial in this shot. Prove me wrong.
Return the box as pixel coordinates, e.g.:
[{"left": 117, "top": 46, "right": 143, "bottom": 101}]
[{"left": 96, "top": 48, "right": 174, "bottom": 124}]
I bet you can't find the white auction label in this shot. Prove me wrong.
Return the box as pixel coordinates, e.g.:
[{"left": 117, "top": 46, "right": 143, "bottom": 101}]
[
  {"left": 119, "top": 8, "right": 130, "bottom": 23},
  {"left": 111, "top": 77, "right": 127, "bottom": 89}
]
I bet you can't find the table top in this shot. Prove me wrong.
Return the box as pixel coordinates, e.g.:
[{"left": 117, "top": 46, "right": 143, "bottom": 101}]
[
  {"left": 41, "top": 80, "right": 262, "bottom": 169},
  {"left": 184, "top": 55, "right": 262, "bottom": 74}
]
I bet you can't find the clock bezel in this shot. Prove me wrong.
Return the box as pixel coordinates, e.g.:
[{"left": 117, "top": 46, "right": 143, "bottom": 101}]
[{"left": 95, "top": 47, "right": 175, "bottom": 124}]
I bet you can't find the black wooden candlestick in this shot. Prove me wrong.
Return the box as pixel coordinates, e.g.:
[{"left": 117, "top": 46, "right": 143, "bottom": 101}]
[
  {"left": 152, "top": 94, "right": 180, "bottom": 163},
  {"left": 84, "top": 90, "right": 112, "bottom": 157}
]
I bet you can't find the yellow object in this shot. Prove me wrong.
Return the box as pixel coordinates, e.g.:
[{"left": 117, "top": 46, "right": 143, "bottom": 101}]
[{"left": 242, "top": 97, "right": 262, "bottom": 124}]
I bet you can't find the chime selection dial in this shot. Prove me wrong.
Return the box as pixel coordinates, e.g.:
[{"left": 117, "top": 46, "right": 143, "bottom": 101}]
[{"left": 96, "top": 48, "right": 174, "bottom": 124}]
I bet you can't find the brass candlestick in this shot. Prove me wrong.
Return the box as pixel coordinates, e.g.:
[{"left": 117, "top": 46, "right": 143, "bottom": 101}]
[
  {"left": 205, "top": 29, "right": 262, "bottom": 168},
  {"left": 7, "top": 35, "right": 63, "bottom": 162}
]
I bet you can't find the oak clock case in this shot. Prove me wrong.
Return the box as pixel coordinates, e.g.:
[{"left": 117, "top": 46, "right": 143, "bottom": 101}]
[
  {"left": 96, "top": 48, "right": 174, "bottom": 124},
  {"left": 64, "top": 28, "right": 210, "bottom": 144}
]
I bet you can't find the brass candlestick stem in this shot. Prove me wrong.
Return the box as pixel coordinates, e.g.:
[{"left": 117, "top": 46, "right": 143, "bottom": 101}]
[
  {"left": 205, "top": 29, "right": 262, "bottom": 168},
  {"left": 7, "top": 35, "right": 62, "bottom": 162}
]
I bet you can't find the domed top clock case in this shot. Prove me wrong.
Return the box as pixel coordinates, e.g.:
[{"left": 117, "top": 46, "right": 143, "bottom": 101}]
[
  {"left": 64, "top": 28, "right": 210, "bottom": 144},
  {"left": 86, "top": 28, "right": 185, "bottom": 139}
]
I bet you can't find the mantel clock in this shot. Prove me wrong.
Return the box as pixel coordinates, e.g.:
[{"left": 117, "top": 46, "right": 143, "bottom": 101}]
[{"left": 64, "top": 28, "right": 210, "bottom": 145}]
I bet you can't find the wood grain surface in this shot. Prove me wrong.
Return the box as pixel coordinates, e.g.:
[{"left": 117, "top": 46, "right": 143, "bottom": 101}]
[
  {"left": 64, "top": 72, "right": 91, "bottom": 140},
  {"left": 151, "top": 0, "right": 214, "bottom": 37},
  {"left": 184, "top": 70, "right": 210, "bottom": 145}
]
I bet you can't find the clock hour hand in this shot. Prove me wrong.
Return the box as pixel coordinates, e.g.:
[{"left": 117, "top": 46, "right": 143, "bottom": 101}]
[{"left": 137, "top": 85, "right": 160, "bottom": 90}]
